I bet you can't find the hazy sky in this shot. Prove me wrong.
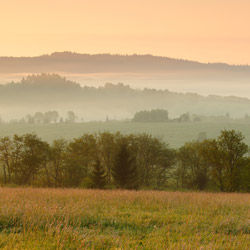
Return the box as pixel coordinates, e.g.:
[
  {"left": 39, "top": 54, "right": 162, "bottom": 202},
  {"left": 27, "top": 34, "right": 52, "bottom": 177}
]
[{"left": 0, "top": 0, "right": 249, "bottom": 64}]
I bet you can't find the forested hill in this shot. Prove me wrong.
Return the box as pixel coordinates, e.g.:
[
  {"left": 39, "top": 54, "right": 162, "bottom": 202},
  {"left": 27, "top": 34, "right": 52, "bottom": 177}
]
[
  {"left": 0, "top": 52, "right": 250, "bottom": 78},
  {"left": 1, "top": 74, "right": 250, "bottom": 120}
]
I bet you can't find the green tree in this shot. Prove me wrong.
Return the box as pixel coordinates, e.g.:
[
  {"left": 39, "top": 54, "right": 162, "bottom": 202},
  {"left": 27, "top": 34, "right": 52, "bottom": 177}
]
[
  {"left": 11, "top": 135, "right": 24, "bottom": 184},
  {"left": 64, "top": 134, "right": 97, "bottom": 187},
  {"left": 239, "top": 158, "right": 250, "bottom": 192},
  {"left": 40, "top": 141, "right": 52, "bottom": 187},
  {"left": 201, "top": 130, "right": 249, "bottom": 192},
  {"left": 97, "top": 132, "right": 116, "bottom": 184},
  {"left": 0, "top": 137, "right": 13, "bottom": 184},
  {"left": 19, "top": 134, "right": 46, "bottom": 185},
  {"left": 154, "top": 148, "right": 176, "bottom": 189},
  {"left": 91, "top": 159, "right": 106, "bottom": 189},
  {"left": 177, "top": 141, "right": 210, "bottom": 190},
  {"left": 112, "top": 142, "right": 137, "bottom": 189},
  {"left": 217, "top": 130, "right": 248, "bottom": 191},
  {"left": 200, "top": 139, "right": 225, "bottom": 191},
  {"left": 50, "top": 139, "right": 67, "bottom": 187},
  {"left": 130, "top": 134, "right": 176, "bottom": 189}
]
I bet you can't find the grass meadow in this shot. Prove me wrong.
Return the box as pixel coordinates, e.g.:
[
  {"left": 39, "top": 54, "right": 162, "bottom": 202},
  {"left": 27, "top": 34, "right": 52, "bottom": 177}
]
[
  {"left": 0, "top": 188, "right": 249, "bottom": 249},
  {"left": 1, "top": 121, "right": 250, "bottom": 148}
]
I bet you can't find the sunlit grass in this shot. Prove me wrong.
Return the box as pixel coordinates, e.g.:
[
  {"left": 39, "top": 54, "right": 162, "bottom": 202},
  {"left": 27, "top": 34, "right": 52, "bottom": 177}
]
[{"left": 0, "top": 188, "right": 249, "bottom": 249}]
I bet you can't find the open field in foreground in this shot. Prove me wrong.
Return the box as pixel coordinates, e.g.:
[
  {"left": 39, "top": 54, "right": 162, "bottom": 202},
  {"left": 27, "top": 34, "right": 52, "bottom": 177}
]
[
  {"left": 0, "top": 188, "right": 249, "bottom": 249},
  {"left": 1, "top": 121, "right": 250, "bottom": 148}
]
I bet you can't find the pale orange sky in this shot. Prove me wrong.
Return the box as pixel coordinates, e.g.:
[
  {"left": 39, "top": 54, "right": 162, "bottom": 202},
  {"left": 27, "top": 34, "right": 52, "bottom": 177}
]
[{"left": 0, "top": 0, "right": 249, "bottom": 64}]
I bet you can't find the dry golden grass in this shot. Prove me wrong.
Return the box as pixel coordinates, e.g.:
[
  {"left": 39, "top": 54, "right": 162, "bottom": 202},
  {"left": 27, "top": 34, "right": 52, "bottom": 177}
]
[{"left": 0, "top": 188, "right": 249, "bottom": 249}]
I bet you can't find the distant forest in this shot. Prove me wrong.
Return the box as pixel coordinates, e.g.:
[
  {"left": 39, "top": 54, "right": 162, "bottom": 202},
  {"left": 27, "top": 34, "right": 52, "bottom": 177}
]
[
  {"left": 1, "top": 74, "right": 250, "bottom": 121},
  {"left": 1, "top": 52, "right": 250, "bottom": 76}
]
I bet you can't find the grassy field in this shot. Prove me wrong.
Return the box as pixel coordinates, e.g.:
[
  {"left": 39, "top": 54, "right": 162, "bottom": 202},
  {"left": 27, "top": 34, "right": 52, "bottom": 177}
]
[
  {"left": 0, "top": 188, "right": 249, "bottom": 250},
  {"left": 1, "top": 121, "right": 250, "bottom": 148}
]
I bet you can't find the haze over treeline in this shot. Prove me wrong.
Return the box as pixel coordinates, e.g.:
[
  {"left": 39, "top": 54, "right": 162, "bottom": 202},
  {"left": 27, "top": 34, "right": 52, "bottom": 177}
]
[
  {"left": 1, "top": 73, "right": 250, "bottom": 121},
  {"left": 1, "top": 52, "right": 250, "bottom": 98}
]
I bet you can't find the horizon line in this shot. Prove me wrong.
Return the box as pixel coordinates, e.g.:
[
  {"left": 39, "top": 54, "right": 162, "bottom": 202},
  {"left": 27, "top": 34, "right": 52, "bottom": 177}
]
[{"left": 1, "top": 51, "right": 249, "bottom": 67}]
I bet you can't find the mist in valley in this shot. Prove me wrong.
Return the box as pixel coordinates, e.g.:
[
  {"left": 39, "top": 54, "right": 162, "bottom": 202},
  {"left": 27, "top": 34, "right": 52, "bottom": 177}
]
[
  {"left": 1, "top": 53, "right": 250, "bottom": 156},
  {"left": 1, "top": 52, "right": 250, "bottom": 98},
  {"left": 1, "top": 72, "right": 250, "bottom": 122},
  {"left": 1, "top": 52, "right": 250, "bottom": 122}
]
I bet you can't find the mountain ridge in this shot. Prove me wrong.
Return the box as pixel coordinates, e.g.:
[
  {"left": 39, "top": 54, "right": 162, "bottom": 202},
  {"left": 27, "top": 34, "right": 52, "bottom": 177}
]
[{"left": 0, "top": 52, "right": 250, "bottom": 74}]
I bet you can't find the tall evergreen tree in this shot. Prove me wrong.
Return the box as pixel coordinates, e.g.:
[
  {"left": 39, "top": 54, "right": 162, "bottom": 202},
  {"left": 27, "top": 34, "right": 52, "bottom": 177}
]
[
  {"left": 112, "top": 142, "right": 137, "bottom": 189},
  {"left": 91, "top": 159, "right": 106, "bottom": 189}
]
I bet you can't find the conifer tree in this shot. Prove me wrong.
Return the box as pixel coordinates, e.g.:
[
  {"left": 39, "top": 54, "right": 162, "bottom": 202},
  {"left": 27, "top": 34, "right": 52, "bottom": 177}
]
[
  {"left": 91, "top": 159, "right": 106, "bottom": 189},
  {"left": 112, "top": 142, "right": 137, "bottom": 189}
]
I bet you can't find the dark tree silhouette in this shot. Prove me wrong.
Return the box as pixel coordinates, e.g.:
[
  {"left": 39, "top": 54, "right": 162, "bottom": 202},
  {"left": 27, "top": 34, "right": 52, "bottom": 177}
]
[
  {"left": 132, "top": 109, "right": 169, "bottom": 122},
  {"left": 91, "top": 159, "right": 106, "bottom": 189},
  {"left": 112, "top": 142, "right": 137, "bottom": 189}
]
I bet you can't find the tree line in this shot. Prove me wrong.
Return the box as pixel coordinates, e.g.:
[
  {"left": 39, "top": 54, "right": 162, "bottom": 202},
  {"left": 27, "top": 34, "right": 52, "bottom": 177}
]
[
  {"left": 132, "top": 109, "right": 192, "bottom": 123},
  {"left": 0, "top": 130, "right": 249, "bottom": 192},
  {"left": 132, "top": 109, "right": 246, "bottom": 123},
  {"left": 6, "top": 111, "right": 77, "bottom": 124}
]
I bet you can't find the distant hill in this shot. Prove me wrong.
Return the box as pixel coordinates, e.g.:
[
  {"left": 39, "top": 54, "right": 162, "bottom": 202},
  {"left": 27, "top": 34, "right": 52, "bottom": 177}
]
[
  {"left": 0, "top": 52, "right": 250, "bottom": 81},
  {"left": 1, "top": 74, "right": 250, "bottom": 121}
]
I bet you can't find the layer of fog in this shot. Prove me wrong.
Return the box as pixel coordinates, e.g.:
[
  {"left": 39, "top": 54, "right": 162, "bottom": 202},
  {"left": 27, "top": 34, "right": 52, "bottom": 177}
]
[{"left": 1, "top": 73, "right": 250, "bottom": 99}]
